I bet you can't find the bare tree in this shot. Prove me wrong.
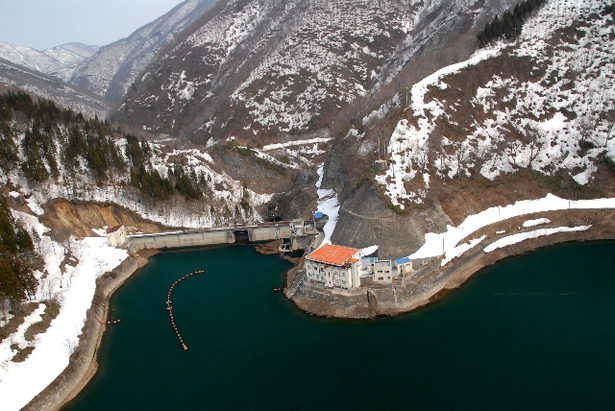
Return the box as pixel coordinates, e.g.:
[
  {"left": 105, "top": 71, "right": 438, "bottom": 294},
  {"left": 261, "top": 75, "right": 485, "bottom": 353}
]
[{"left": 63, "top": 338, "right": 78, "bottom": 356}]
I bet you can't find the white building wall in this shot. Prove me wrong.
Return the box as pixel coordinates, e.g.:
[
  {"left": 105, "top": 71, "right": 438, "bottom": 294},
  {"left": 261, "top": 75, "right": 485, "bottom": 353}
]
[
  {"left": 373, "top": 260, "right": 393, "bottom": 284},
  {"left": 107, "top": 226, "right": 126, "bottom": 247},
  {"left": 350, "top": 263, "right": 361, "bottom": 288},
  {"left": 305, "top": 260, "right": 354, "bottom": 291}
]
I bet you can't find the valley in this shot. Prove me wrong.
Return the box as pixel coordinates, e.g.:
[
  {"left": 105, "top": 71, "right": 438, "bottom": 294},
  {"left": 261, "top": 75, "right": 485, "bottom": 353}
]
[{"left": 1, "top": 0, "right": 615, "bottom": 409}]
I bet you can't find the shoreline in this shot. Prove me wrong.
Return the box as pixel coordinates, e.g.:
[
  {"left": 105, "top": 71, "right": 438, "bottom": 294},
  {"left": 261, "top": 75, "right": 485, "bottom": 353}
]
[
  {"left": 22, "top": 251, "right": 152, "bottom": 411},
  {"left": 54, "top": 249, "right": 161, "bottom": 409},
  {"left": 290, "top": 208, "right": 615, "bottom": 318},
  {"left": 21, "top": 209, "right": 615, "bottom": 409}
]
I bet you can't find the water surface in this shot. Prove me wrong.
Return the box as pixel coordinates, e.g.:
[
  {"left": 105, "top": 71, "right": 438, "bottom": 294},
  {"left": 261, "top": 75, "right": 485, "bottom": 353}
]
[{"left": 64, "top": 242, "right": 615, "bottom": 410}]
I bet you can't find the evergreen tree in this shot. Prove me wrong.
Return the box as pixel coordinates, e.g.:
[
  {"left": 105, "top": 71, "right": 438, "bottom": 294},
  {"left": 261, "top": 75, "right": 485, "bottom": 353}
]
[
  {"left": 0, "top": 194, "right": 39, "bottom": 306},
  {"left": 125, "top": 134, "right": 148, "bottom": 168},
  {"left": 21, "top": 128, "right": 53, "bottom": 182},
  {"left": 477, "top": 0, "right": 547, "bottom": 48}
]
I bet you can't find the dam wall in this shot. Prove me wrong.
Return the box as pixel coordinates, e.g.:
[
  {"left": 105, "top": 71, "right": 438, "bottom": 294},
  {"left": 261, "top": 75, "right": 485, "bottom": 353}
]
[{"left": 128, "top": 224, "right": 294, "bottom": 251}]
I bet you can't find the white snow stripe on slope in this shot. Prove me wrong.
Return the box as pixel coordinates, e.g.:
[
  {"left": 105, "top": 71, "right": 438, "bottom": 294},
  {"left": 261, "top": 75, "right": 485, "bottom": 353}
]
[
  {"left": 408, "top": 194, "right": 615, "bottom": 265},
  {"left": 484, "top": 225, "right": 591, "bottom": 253}
]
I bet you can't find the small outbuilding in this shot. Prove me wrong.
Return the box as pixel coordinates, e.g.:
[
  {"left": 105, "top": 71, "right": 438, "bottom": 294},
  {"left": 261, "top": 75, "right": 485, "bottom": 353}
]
[
  {"left": 106, "top": 224, "right": 127, "bottom": 247},
  {"left": 373, "top": 260, "right": 393, "bottom": 284},
  {"left": 393, "top": 256, "right": 413, "bottom": 276}
]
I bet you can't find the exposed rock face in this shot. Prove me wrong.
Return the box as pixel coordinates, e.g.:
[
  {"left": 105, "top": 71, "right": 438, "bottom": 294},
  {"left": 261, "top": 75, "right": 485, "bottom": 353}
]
[
  {"left": 40, "top": 200, "right": 167, "bottom": 241},
  {"left": 331, "top": 182, "right": 452, "bottom": 258}
]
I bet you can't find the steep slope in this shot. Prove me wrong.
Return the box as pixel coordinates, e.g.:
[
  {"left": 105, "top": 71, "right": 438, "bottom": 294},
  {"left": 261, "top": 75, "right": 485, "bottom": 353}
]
[
  {"left": 68, "top": 0, "right": 217, "bottom": 103},
  {"left": 114, "top": 0, "right": 516, "bottom": 143},
  {"left": 330, "top": 0, "right": 615, "bottom": 256},
  {"left": 0, "top": 42, "right": 98, "bottom": 76},
  {"left": 377, "top": 0, "right": 615, "bottom": 205}
]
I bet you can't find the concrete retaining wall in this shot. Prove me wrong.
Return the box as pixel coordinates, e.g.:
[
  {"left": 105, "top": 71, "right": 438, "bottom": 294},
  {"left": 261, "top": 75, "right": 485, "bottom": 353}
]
[
  {"left": 129, "top": 230, "right": 234, "bottom": 250},
  {"left": 249, "top": 226, "right": 291, "bottom": 242},
  {"left": 128, "top": 225, "right": 294, "bottom": 251}
]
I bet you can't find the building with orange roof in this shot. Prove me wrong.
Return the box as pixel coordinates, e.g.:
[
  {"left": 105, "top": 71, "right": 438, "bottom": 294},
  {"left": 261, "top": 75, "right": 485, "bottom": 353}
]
[
  {"left": 305, "top": 244, "right": 362, "bottom": 290},
  {"left": 304, "top": 243, "right": 408, "bottom": 290}
]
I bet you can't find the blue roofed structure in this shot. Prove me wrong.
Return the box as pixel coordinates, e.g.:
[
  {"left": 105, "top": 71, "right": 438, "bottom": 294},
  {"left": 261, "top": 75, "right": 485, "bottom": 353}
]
[
  {"left": 394, "top": 256, "right": 411, "bottom": 265},
  {"left": 393, "top": 256, "right": 413, "bottom": 276}
]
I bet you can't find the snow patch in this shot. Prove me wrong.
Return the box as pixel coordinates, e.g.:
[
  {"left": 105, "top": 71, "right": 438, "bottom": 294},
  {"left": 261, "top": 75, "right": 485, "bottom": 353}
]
[
  {"left": 407, "top": 194, "right": 615, "bottom": 266},
  {"left": 0, "top": 228, "right": 127, "bottom": 411},
  {"left": 484, "top": 225, "right": 591, "bottom": 253},
  {"left": 315, "top": 163, "right": 340, "bottom": 244},
  {"left": 523, "top": 218, "right": 551, "bottom": 227}
]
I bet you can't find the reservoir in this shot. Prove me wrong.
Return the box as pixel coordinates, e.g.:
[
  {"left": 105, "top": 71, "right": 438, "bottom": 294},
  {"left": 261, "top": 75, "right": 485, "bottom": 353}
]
[{"left": 64, "top": 242, "right": 615, "bottom": 410}]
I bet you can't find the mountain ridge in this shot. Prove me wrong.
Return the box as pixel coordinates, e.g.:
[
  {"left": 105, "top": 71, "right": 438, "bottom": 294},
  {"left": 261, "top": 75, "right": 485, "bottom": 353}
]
[
  {"left": 0, "top": 57, "right": 111, "bottom": 118},
  {"left": 0, "top": 42, "right": 98, "bottom": 77},
  {"left": 114, "top": 0, "right": 514, "bottom": 143},
  {"left": 67, "top": 0, "right": 217, "bottom": 102}
]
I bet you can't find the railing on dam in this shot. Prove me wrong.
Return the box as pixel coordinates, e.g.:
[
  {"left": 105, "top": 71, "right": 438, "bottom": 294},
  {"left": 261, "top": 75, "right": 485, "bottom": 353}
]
[{"left": 127, "top": 220, "right": 319, "bottom": 251}]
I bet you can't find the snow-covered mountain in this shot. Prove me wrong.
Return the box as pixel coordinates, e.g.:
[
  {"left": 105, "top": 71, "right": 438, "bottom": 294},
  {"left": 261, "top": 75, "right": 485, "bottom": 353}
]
[
  {"left": 68, "top": 0, "right": 217, "bottom": 102},
  {"left": 325, "top": 0, "right": 615, "bottom": 258},
  {"left": 0, "top": 42, "right": 98, "bottom": 76},
  {"left": 0, "top": 58, "right": 111, "bottom": 119},
  {"left": 370, "top": 0, "right": 615, "bottom": 208},
  {"left": 114, "top": 0, "right": 516, "bottom": 143},
  {"left": 4, "top": 0, "right": 613, "bottom": 244}
]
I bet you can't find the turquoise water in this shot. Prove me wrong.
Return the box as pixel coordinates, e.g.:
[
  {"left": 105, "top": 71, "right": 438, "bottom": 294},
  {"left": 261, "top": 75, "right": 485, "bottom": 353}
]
[{"left": 63, "top": 242, "right": 615, "bottom": 410}]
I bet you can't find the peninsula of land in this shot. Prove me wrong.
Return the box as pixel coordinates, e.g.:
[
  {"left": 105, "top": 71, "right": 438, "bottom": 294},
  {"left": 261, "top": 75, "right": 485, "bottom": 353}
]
[{"left": 288, "top": 206, "right": 615, "bottom": 319}]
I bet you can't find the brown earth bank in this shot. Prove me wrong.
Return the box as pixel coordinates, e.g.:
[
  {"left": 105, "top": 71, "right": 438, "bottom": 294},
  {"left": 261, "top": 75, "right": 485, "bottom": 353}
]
[
  {"left": 435, "top": 167, "right": 615, "bottom": 226},
  {"left": 255, "top": 239, "right": 303, "bottom": 265},
  {"left": 254, "top": 239, "right": 283, "bottom": 255},
  {"left": 291, "top": 208, "right": 615, "bottom": 319},
  {"left": 40, "top": 199, "right": 169, "bottom": 242}
]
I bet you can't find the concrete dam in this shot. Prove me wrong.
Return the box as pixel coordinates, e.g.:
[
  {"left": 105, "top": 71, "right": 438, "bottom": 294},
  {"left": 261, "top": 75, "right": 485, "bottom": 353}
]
[{"left": 127, "top": 220, "right": 320, "bottom": 251}]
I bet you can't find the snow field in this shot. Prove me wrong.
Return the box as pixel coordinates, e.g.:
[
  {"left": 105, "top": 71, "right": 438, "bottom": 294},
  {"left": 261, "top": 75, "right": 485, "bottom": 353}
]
[
  {"left": 408, "top": 194, "right": 615, "bottom": 266},
  {"left": 315, "top": 163, "right": 340, "bottom": 244},
  {"left": 0, "top": 206, "right": 128, "bottom": 411},
  {"left": 483, "top": 225, "right": 591, "bottom": 253}
]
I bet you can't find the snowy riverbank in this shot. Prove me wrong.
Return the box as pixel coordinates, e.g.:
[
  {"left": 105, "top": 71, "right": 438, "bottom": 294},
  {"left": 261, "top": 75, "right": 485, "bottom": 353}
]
[{"left": 0, "top": 213, "right": 128, "bottom": 411}]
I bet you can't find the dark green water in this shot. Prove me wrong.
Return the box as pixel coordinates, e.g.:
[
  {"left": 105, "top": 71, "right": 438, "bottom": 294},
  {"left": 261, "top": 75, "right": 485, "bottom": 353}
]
[{"left": 64, "top": 242, "right": 615, "bottom": 411}]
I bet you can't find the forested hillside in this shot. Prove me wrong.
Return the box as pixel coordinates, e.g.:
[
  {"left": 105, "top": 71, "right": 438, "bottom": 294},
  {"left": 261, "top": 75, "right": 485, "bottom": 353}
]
[
  {"left": 0, "top": 92, "right": 195, "bottom": 196},
  {"left": 0, "top": 91, "right": 271, "bottom": 229},
  {"left": 476, "top": 0, "right": 548, "bottom": 46}
]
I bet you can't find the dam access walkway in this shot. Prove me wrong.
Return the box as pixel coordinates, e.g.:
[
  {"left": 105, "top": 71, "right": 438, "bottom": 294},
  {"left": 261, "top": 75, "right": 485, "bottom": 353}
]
[{"left": 126, "top": 219, "right": 320, "bottom": 251}]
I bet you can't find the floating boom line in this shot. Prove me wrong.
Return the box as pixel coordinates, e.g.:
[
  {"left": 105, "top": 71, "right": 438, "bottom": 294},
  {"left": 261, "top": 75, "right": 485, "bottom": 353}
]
[{"left": 166, "top": 269, "right": 205, "bottom": 351}]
